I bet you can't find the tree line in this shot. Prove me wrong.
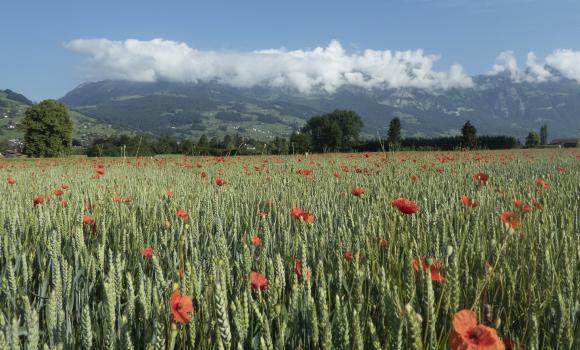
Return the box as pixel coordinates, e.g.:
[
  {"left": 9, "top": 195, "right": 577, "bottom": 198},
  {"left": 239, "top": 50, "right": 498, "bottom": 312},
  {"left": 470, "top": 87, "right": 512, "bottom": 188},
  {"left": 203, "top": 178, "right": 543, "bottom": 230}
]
[{"left": 15, "top": 100, "right": 548, "bottom": 158}]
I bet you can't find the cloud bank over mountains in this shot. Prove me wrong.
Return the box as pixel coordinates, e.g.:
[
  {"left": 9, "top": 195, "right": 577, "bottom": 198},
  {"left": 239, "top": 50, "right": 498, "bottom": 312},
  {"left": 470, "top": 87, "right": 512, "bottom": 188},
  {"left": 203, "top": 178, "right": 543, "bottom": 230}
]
[
  {"left": 65, "top": 38, "right": 580, "bottom": 93},
  {"left": 487, "top": 49, "right": 580, "bottom": 83}
]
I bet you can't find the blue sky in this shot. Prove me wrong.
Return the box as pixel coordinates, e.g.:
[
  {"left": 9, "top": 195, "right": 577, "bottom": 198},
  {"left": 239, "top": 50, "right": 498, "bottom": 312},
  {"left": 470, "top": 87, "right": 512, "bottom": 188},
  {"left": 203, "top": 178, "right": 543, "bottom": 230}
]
[{"left": 1, "top": 0, "right": 579, "bottom": 100}]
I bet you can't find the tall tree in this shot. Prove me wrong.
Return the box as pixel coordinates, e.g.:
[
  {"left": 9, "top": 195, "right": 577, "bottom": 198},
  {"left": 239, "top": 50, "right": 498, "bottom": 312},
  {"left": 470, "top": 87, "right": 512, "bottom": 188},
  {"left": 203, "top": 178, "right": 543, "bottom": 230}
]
[
  {"left": 21, "top": 100, "right": 73, "bottom": 157},
  {"left": 301, "top": 110, "right": 363, "bottom": 152},
  {"left": 461, "top": 121, "right": 477, "bottom": 149},
  {"left": 540, "top": 124, "right": 548, "bottom": 145},
  {"left": 289, "top": 132, "right": 312, "bottom": 154},
  {"left": 525, "top": 131, "right": 541, "bottom": 148},
  {"left": 387, "top": 117, "right": 402, "bottom": 150}
]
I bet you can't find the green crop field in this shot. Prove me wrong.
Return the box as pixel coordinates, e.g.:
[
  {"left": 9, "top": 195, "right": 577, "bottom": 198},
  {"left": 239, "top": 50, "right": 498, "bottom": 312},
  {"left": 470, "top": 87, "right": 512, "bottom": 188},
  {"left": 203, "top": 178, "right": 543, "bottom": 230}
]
[{"left": 0, "top": 149, "right": 578, "bottom": 349}]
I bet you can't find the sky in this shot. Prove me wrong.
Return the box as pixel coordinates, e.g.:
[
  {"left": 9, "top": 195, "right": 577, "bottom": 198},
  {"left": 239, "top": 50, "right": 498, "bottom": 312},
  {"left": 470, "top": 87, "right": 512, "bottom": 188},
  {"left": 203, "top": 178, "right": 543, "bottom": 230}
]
[{"left": 1, "top": 0, "right": 579, "bottom": 100}]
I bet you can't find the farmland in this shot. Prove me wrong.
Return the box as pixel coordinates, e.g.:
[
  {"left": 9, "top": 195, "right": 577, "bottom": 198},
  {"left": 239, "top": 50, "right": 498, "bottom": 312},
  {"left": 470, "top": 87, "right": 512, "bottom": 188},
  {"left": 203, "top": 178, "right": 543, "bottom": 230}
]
[{"left": 0, "top": 149, "right": 578, "bottom": 349}]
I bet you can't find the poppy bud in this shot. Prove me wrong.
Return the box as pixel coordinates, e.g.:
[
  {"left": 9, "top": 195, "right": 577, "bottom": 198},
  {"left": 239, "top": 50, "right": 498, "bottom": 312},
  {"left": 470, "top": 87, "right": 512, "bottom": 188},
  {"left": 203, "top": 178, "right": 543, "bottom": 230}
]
[{"left": 446, "top": 246, "right": 454, "bottom": 257}]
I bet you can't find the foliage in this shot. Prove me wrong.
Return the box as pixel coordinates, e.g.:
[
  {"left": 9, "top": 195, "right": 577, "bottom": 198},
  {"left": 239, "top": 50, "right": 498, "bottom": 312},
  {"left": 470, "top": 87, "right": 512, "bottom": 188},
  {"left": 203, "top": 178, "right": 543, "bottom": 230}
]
[
  {"left": 20, "top": 100, "right": 73, "bottom": 157},
  {"left": 461, "top": 121, "right": 477, "bottom": 149},
  {"left": 0, "top": 149, "right": 577, "bottom": 349},
  {"left": 356, "top": 135, "right": 519, "bottom": 152},
  {"left": 525, "top": 131, "right": 541, "bottom": 148},
  {"left": 289, "top": 132, "right": 312, "bottom": 154},
  {"left": 87, "top": 133, "right": 291, "bottom": 157},
  {"left": 540, "top": 124, "right": 548, "bottom": 145},
  {"left": 387, "top": 117, "right": 402, "bottom": 150},
  {"left": 301, "top": 110, "right": 363, "bottom": 152}
]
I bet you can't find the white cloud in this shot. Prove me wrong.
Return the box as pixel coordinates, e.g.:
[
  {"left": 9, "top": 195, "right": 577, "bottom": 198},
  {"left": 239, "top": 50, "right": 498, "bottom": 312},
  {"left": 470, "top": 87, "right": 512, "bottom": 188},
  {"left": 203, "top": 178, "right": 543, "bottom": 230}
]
[
  {"left": 488, "top": 49, "right": 580, "bottom": 83},
  {"left": 65, "top": 38, "right": 473, "bottom": 93},
  {"left": 524, "top": 52, "right": 552, "bottom": 82},
  {"left": 488, "top": 51, "right": 520, "bottom": 80},
  {"left": 545, "top": 49, "right": 580, "bottom": 82}
]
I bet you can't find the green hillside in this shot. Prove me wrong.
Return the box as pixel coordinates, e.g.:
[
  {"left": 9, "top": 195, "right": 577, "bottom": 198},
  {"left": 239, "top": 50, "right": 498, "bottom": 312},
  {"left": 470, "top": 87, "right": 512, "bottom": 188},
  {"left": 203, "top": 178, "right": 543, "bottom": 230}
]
[{"left": 0, "top": 89, "right": 128, "bottom": 146}]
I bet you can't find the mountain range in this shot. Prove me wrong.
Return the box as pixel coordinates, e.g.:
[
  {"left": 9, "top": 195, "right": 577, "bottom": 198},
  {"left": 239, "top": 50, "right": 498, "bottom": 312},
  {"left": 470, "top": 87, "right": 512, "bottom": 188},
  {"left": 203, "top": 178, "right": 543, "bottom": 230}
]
[
  {"left": 60, "top": 74, "right": 580, "bottom": 140},
  {"left": 3, "top": 73, "right": 580, "bottom": 145}
]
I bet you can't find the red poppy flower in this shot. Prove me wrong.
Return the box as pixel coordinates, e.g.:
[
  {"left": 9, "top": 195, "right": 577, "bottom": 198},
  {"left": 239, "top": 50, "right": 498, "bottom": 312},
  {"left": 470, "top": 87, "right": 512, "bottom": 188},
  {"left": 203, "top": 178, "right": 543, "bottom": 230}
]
[
  {"left": 112, "top": 196, "right": 131, "bottom": 203},
  {"left": 500, "top": 211, "right": 519, "bottom": 229},
  {"left": 291, "top": 207, "right": 303, "bottom": 220},
  {"left": 391, "top": 197, "right": 418, "bottom": 215},
  {"left": 343, "top": 251, "right": 353, "bottom": 261},
  {"left": 53, "top": 189, "right": 64, "bottom": 197},
  {"left": 512, "top": 199, "right": 523, "bottom": 207},
  {"left": 410, "top": 175, "right": 418, "bottom": 183},
  {"left": 176, "top": 208, "right": 188, "bottom": 221},
  {"left": 412, "top": 257, "right": 445, "bottom": 283},
  {"left": 215, "top": 178, "right": 225, "bottom": 186},
  {"left": 200, "top": 171, "right": 207, "bottom": 178},
  {"left": 473, "top": 172, "right": 489, "bottom": 186},
  {"left": 170, "top": 289, "right": 194, "bottom": 324},
  {"left": 166, "top": 191, "right": 174, "bottom": 199},
  {"left": 295, "top": 259, "right": 302, "bottom": 278},
  {"left": 556, "top": 166, "right": 568, "bottom": 173},
  {"left": 60, "top": 200, "right": 68, "bottom": 208},
  {"left": 95, "top": 165, "right": 105, "bottom": 177},
  {"left": 143, "top": 247, "right": 155, "bottom": 259},
  {"left": 532, "top": 198, "right": 544, "bottom": 210},
  {"left": 83, "top": 215, "right": 95, "bottom": 225},
  {"left": 351, "top": 187, "right": 365, "bottom": 197},
  {"left": 6, "top": 176, "right": 16, "bottom": 185},
  {"left": 379, "top": 239, "right": 390, "bottom": 248},
  {"left": 535, "top": 178, "right": 550, "bottom": 190},
  {"left": 33, "top": 195, "right": 44, "bottom": 206},
  {"left": 291, "top": 207, "right": 315, "bottom": 224},
  {"left": 251, "top": 235, "right": 262, "bottom": 247},
  {"left": 461, "top": 195, "right": 478, "bottom": 208},
  {"left": 522, "top": 204, "right": 531, "bottom": 213},
  {"left": 449, "top": 309, "right": 504, "bottom": 350},
  {"left": 300, "top": 212, "right": 315, "bottom": 224},
  {"left": 250, "top": 271, "right": 268, "bottom": 290},
  {"left": 297, "top": 169, "right": 312, "bottom": 176},
  {"left": 294, "top": 259, "right": 311, "bottom": 281}
]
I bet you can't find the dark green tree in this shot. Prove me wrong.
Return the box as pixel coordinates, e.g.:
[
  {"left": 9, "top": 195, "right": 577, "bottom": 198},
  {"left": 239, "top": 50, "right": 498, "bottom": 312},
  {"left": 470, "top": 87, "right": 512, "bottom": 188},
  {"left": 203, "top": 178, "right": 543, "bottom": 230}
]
[
  {"left": 0, "top": 139, "right": 10, "bottom": 153},
  {"left": 301, "top": 110, "right": 363, "bottom": 152},
  {"left": 223, "top": 135, "right": 236, "bottom": 151},
  {"left": 331, "top": 110, "right": 364, "bottom": 149},
  {"left": 289, "top": 131, "right": 312, "bottom": 154},
  {"left": 540, "top": 124, "right": 548, "bottom": 145},
  {"left": 197, "top": 134, "right": 209, "bottom": 148},
  {"left": 461, "top": 121, "right": 477, "bottom": 149},
  {"left": 180, "top": 139, "right": 195, "bottom": 155},
  {"left": 525, "top": 131, "right": 540, "bottom": 148},
  {"left": 387, "top": 117, "right": 402, "bottom": 150},
  {"left": 271, "top": 137, "right": 289, "bottom": 154},
  {"left": 21, "top": 100, "right": 73, "bottom": 157},
  {"left": 209, "top": 137, "right": 220, "bottom": 149}
]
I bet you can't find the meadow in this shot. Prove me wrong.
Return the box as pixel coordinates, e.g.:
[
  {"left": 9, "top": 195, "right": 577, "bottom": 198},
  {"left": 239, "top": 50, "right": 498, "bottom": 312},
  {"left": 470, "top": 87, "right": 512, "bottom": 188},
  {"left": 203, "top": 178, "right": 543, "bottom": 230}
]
[{"left": 0, "top": 149, "right": 578, "bottom": 349}]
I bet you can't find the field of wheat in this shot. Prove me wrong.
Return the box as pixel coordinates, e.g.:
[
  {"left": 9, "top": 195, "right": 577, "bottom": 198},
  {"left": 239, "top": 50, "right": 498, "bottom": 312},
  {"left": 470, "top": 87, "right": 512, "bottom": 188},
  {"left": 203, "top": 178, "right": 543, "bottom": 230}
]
[{"left": 0, "top": 149, "right": 578, "bottom": 349}]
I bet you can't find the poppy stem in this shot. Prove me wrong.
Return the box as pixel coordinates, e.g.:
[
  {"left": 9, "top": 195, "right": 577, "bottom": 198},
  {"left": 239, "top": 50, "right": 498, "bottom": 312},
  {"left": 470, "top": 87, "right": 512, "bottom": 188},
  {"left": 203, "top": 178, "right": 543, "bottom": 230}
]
[{"left": 470, "top": 234, "right": 510, "bottom": 310}]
